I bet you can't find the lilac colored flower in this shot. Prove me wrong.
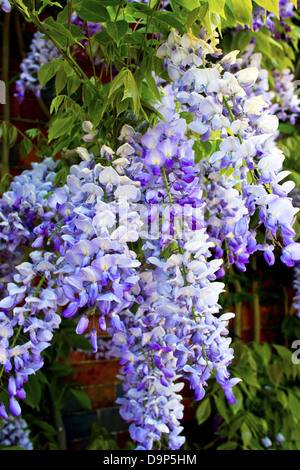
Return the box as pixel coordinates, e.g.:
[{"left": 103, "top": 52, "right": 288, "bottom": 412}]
[
  {"left": 0, "top": 0, "right": 11, "bottom": 13},
  {"left": 9, "top": 397, "right": 21, "bottom": 417},
  {"left": 0, "top": 415, "right": 33, "bottom": 450},
  {"left": 76, "top": 314, "right": 89, "bottom": 335}
]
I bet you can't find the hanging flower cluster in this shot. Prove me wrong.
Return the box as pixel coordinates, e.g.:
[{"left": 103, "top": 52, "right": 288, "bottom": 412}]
[
  {"left": 1, "top": 19, "right": 300, "bottom": 452},
  {"left": 158, "top": 31, "right": 300, "bottom": 272},
  {"left": 0, "top": 415, "right": 33, "bottom": 450},
  {"left": 232, "top": 3, "right": 300, "bottom": 314},
  {"left": 0, "top": 158, "right": 57, "bottom": 293}
]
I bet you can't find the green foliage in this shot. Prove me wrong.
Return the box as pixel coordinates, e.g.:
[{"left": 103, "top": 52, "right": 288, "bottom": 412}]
[
  {"left": 85, "top": 422, "right": 135, "bottom": 450},
  {"left": 12, "top": 0, "right": 298, "bottom": 159},
  {"left": 194, "top": 340, "right": 300, "bottom": 450}
]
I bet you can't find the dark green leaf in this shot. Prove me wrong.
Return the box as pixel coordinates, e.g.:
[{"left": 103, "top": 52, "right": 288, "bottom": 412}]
[
  {"left": 38, "top": 58, "right": 63, "bottom": 88},
  {"left": 106, "top": 20, "right": 129, "bottom": 46},
  {"left": 195, "top": 398, "right": 211, "bottom": 425},
  {"left": 69, "top": 388, "right": 92, "bottom": 410},
  {"left": 20, "top": 137, "right": 33, "bottom": 159},
  {"left": 75, "top": 0, "right": 110, "bottom": 23},
  {"left": 23, "top": 375, "right": 42, "bottom": 410},
  {"left": 217, "top": 441, "right": 238, "bottom": 450},
  {"left": 48, "top": 115, "right": 74, "bottom": 142},
  {"left": 48, "top": 361, "right": 73, "bottom": 377},
  {"left": 241, "top": 422, "right": 252, "bottom": 447}
]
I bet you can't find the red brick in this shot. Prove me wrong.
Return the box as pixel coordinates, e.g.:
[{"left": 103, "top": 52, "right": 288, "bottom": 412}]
[
  {"left": 81, "top": 383, "right": 117, "bottom": 409},
  {"left": 67, "top": 359, "right": 121, "bottom": 386}
]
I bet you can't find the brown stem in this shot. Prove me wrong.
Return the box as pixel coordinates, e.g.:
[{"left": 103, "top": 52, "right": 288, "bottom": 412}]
[
  {"left": 14, "top": 11, "right": 26, "bottom": 59},
  {"left": 1, "top": 11, "right": 11, "bottom": 179},
  {"left": 229, "top": 266, "right": 242, "bottom": 340},
  {"left": 251, "top": 257, "right": 261, "bottom": 344},
  {"left": 53, "top": 409, "right": 67, "bottom": 450}
]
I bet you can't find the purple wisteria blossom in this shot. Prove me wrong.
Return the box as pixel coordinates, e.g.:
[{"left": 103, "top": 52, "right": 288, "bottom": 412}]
[
  {"left": 0, "top": 158, "right": 57, "bottom": 293},
  {"left": 112, "top": 70, "right": 240, "bottom": 447},
  {"left": 0, "top": 415, "right": 33, "bottom": 450},
  {"left": 2, "top": 14, "right": 300, "bottom": 452},
  {"left": 238, "top": 43, "right": 300, "bottom": 126},
  {"left": 0, "top": 0, "right": 10, "bottom": 12},
  {"left": 157, "top": 30, "right": 300, "bottom": 274}
]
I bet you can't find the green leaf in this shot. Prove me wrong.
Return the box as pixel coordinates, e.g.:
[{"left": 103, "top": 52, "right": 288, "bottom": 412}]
[
  {"left": 69, "top": 388, "right": 92, "bottom": 410},
  {"left": 50, "top": 95, "right": 66, "bottom": 115},
  {"left": 241, "top": 422, "right": 252, "bottom": 448},
  {"left": 174, "top": 0, "right": 201, "bottom": 10},
  {"left": 0, "top": 173, "right": 13, "bottom": 195},
  {"left": 20, "top": 137, "right": 33, "bottom": 159},
  {"left": 8, "top": 124, "right": 18, "bottom": 149},
  {"left": 273, "top": 344, "right": 294, "bottom": 360},
  {"left": 213, "top": 391, "right": 230, "bottom": 423},
  {"left": 1, "top": 121, "right": 18, "bottom": 149},
  {"left": 228, "top": 416, "right": 243, "bottom": 440},
  {"left": 48, "top": 380, "right": 68, "bottom": 411},
  {"left": 278, "top": 123, "right": 296, "bottom": 135},
  {"left": 208, "top": 0, "right": 226, "bottom": 18},
  {"left": 75, "top": 0, "right": 110, "bottom": 23},
  {"left": 43, "top": 17, "right": 84, "bottom": 48},
  {"left": 0, "top": 445, "right": 27, "bottom": 450},
  {"left": 231, "top": 387, "right": 243, "bottom": 415},
  {"left": 288, "top": 391, "right": 300, "bottom": 420},
  {"left": 25, "top": 128, "right": 42, "bottom": 139},
  {"left": 232, "top": 366, "right": 260, "bottom": 388},
  {"left": 37, "top": 0, "right": 63, "bottom": 13},
  {"left": 23, "top": 375, "right": 42, "bottom": 410},
  {"left": 195, "top": 398, "right": 211, "bottom": 426},
  {"left": 217, "top": 441, "right": 238, "bottom": 450},
  {"left": 229, "top": 0, "right": 253, "bottom": 26},
  {"left": 254, "top": 0, "right": 279, "bottom": 17},
  {"left": 67, "top": 332, "right": 92, "bottom": 350},
  {"left": 186, "top": 6, "right": 206, "bottom": 28},
  {"left": 49, "top": 361, "right": 73, "bottom": 377},
  {"left": 153, "top": 11, "right": 184, "bottom": 31},
  {"left": 106, "top": 20, "right": 129, "bottom": 46},
  {"left": 235, "top": 30, "right": 253, "bottom": 54},
  {"left": 48, "top": 115, "right": 74, "bottom": 142},
  {"left": 55, "top": 67, "right": 67, "bottom": 95},
  {"left": 29, "top": 418, "right": 57, "bottom": 435},
  {"left": 145, "top": 73, "right": 162, "bottom": 102},
  {"left": 94, "top": 29, "right": 111, "bottom": 46},
  {"left": 38, "top": 58, "right": 63, "bottom": 88},
  {"left": 267, "top": 360, "right": 284, "bottom": 386}
]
